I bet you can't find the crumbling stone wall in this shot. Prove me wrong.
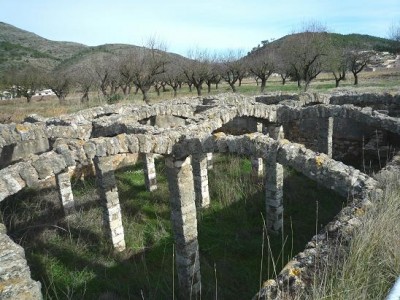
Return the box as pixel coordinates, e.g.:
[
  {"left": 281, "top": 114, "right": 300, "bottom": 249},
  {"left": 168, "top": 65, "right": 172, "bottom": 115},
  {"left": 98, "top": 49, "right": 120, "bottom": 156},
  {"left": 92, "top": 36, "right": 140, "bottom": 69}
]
[
  {"left": 0, "top": 223, "right": 42, "bottom": 299},
  {"left": 0, "top": 91, "right": 399, "bottom": 299}
]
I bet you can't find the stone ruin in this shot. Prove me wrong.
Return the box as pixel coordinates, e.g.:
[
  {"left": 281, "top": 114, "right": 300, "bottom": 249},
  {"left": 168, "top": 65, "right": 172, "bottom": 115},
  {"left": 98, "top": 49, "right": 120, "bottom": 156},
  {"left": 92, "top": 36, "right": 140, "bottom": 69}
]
[{"left": 0, "top": 91, "right": 399, "bottom": 299}]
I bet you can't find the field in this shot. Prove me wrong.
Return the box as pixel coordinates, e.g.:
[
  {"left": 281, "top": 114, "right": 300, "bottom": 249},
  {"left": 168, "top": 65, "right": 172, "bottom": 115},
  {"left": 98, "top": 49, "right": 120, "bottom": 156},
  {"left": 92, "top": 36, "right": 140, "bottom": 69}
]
[{"left": 0, "top": 68, "right": 399, "bottom": 123}]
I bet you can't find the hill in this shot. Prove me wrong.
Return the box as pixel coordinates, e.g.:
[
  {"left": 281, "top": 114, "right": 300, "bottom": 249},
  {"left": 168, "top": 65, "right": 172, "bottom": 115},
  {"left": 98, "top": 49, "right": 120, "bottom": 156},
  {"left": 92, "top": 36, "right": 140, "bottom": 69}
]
[
  {"left": 248, "top": 32, "right": 398, "bottom": 56},
  {"left": 0, "top": 22, "right": 188, "bottom": 74},
  {"left": 0, "top": 22, "right": 88, "bottom": 71}
]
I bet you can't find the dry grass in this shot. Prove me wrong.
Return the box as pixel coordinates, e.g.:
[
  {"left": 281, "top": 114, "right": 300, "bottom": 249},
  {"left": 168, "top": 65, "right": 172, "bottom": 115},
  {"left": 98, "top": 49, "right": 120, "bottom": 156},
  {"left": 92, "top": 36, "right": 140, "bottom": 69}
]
[
  {"left": 1, "top": 68, "right": 399, "bottom": 124},
  {"left": 308, "top": 171, "right": 400, "bottom": 300}
]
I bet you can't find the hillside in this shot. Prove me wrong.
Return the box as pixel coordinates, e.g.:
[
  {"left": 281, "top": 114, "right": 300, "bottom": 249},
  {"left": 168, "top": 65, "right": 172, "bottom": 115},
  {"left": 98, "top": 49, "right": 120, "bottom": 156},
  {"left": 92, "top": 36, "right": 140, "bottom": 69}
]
[
  {"left": 248, "top": 32, "right": 398, "bottom": 55},
  {"left": 0, "top": 22, "right": 188, "bottom": 73},
  {"left": 0, "top": 22, "right": 88, "bottom": 71}
]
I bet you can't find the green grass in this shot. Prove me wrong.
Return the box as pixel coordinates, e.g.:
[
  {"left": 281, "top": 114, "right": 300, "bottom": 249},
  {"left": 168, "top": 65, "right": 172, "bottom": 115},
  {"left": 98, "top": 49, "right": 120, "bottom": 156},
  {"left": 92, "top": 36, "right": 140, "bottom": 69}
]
[{"left": 0, "top": 155, "right": 345, "bottom": 299}]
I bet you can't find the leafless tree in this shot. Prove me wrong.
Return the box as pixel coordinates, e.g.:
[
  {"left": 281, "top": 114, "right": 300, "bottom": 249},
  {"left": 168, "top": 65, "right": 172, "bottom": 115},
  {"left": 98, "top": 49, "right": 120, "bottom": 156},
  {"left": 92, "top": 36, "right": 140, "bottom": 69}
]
[
  {"left": 347, "top": 50, "right": 371, "bottom": 85},
  {"left": 91, "top": 53, "right": 117, "bottom": 98},
  {"left": 118, "top": 53, "right": 136, "bottom": 96},
  {"left": 76, "top": 67, "right": 95, "bottom": 103},
  {"left": 162, "top": 59, "right": 185, "bottom": 97},
  {"left": 327, "top": 46, "right": 349, "bottom": 87},
  {"left": 182, "top": 49, "right": 211, "bottom": 96},
  {"left": 130, "top": 38, "right": 167, "bottom": 103},
  {"left": 45, "top": 70, "right": 71, "bottom": 104},
  {"left": 389, "top": 22, "right": 400, "bottom": 42},
  {"left": 219, "top": 50, "right": 246, "bottom": 93},
  {"left": 204, "top": 57, "right": 221, "bottom": 93},
  {"left": 247, "top": 49, "right": 276, "bottom": 92},
  {"left": 389, "top": 22, "right": 400, "bottom": 52},
  {"left": 5, "top": 66, "right": 43, "bottom": 103},
  {"left": 279, "top": 22, "right": 329, "bottom": 91}
]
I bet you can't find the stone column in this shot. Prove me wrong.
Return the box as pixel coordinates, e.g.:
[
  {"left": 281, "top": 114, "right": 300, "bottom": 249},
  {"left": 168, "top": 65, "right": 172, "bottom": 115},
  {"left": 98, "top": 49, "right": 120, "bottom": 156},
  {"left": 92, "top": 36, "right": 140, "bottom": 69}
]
[
  {"left": 317, "top": 117, "right": 333, "bottom": 158},
  {"left": 207, "top": 152, "right": 213, "bottom": 170},
  {"left": 93, "top": 156, "right": 126, "bottom": 252},
  {"left": 192, "top": 153, "right": 210, "bottom": 208},
  {"left": 267, "top": 124, "right": 285, "bottom": 140},
  {"left": 165, "top": 156, "right": 201, "bottom": 299},
  {"left": 143, "top": 153, "right": 157, "bottom": 192},
  {"left": 251, "top": 157, "right": 264, "bottom": 178},
  {"left": 252, "top": 122, "right": 264, "bottom": 178},
  {"left": 56, "top": 169, "right": 75, "bottom": 215},
  {"left": 265, "top": 149, "right": 284, "bottom": 233}
]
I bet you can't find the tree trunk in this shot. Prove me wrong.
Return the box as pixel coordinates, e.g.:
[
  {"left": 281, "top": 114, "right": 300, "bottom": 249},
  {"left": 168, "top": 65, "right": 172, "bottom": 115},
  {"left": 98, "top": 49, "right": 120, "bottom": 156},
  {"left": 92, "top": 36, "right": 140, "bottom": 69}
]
[
  {"left": 280, "top": 74, "right": 286, "bottom": 85},
  {"left": 58, "top": 94, "right": 67, "bottom": 105},
  {"left": 140, "top": 86, "right": 151, "bottom": 103},
  {"left": 207, "top": 83, "right": 211, "bottom": 93},
  {"left": 81, "top": 92, "right": 89, "bottom": 103},
  {"left": 238, "top": 78, "right": 242, "bottom": 86},
  {"left": 26, "top": 95, "right": 32, "bottom": 103},
  {"left": 353, "top": 73, "right": 358, "bottom": 85},
  {"left": 188, "top": 83, "right": 193, "bottom": 92},
  {"left": 260, "top": 78, "right": 267, "bottom": 93},
  {"left": 303, "top": 82, "right": 309, "bottom": 92},
  {"left": 173, "top": 87, "right": 178, "bottom": 97},
  {"left": 229, "top": 83, "right": 236, "bottom": 93},
  {"left": 195, "top": 84, "right": 202, "bottom": 96}
]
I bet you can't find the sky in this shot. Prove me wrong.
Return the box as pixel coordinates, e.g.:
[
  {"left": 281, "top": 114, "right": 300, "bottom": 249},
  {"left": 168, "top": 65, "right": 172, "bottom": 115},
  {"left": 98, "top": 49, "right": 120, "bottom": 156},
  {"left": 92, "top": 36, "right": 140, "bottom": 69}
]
[{"left": 0, "top": 0, "right": 399, "bottom": 56}]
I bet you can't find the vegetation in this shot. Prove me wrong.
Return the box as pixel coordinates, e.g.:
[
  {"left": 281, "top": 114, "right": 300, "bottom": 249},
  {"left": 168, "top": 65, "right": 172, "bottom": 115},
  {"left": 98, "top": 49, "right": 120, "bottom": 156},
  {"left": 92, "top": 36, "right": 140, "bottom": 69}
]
[
  {"left": 1, "top": 21, "right": 399, "bottom": 102},
  {"left": 0, "top": 154, "right": 345, "bottom": 299},
  {"left": 308, "top": 171, "right": 400, "bottom": 299}
]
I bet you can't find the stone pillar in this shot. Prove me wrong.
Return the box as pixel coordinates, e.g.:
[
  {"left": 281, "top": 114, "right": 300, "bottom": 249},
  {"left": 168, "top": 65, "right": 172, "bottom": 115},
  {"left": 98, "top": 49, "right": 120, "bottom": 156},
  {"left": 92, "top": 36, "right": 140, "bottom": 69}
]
[
  {"left": 93, "top": 156, "right": 126, "bottom": 252},
  {"left": 252, "top": 122, "right": 264, "bottom": 178},
  {"left": 317, "top": 117, "right": 333, "bottom": 158},
  {"left": 265, "top": 149, "right": 284, "bottom": 233},
  {"left": 267, "top": 124, "right": 285, "bottom": 140},
  {"left": 207, "top": 152, "right": 213, "bottom": 170},
  {"left": 56, "top": 170, "right": 75, "bottom": 215},
  {"left": 165, "top": 156, "right": 201, "bottom": 299},
  {"left": 251, "top": 157, "right": 264, "bottom": 178},
  {"left": 192, "top": 153, "right": 210, "bottom": 208},
  {"left": 143, "top": 153, "right": 157, "bottom": 192}
]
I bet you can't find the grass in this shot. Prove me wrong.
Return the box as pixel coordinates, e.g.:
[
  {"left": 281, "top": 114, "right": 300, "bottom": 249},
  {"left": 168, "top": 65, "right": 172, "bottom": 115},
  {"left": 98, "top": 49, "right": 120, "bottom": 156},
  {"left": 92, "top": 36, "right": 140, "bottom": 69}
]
[
  {"left": 0, "top": 154, "right": 345, "bottom": 299},
  {"left": 307, "top": 171, "right": 400, "bottom": 300},
  {"left": 0, "top": 68, "right": 399, "bottom": 123}
]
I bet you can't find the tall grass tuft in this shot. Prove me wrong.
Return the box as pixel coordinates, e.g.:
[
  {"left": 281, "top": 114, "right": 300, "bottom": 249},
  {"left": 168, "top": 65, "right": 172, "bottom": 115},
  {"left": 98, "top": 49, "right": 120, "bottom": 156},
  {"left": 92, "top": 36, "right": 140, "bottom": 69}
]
[{"left": 309, "top": 171, "right": 400, "bottom": 300}]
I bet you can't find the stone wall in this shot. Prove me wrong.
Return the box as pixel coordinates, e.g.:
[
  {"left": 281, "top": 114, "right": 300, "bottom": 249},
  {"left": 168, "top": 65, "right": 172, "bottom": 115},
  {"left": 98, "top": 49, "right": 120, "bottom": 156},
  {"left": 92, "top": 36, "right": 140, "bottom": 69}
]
[
  {"left": 0, "top": 223, "right": 42, "bottom": 299},
  {"left": 0, "top": 91, "right": 399, "bottom": 299}
]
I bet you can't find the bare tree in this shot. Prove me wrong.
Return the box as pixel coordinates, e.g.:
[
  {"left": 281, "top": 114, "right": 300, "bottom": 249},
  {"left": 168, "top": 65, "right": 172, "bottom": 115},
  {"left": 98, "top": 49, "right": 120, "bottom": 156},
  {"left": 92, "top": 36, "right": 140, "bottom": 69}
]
[
  {"left": 347, "top": 50, "right": 371, "bottom": 85},
  {"left": 76, "top": 67, "right": 95, "bottom": 103},
  {"left": 219, "top": 50, "right": 245, "bottom": 93},
  {"left": 6, "top": 66, "right": 43, "bottom": 103},
  {"left": 279, "top": 22, "right": 329, "bottom": 91},
  {"left": 327, "top": 46, "right": 349, "bottom": 88},
  {"left": 46, "top": 70, "right": 71, "bottom": 104},
  {"left": 91, "top": 53, "right": 115, "bottom": 98},
  {"left": 389, "top": 21, "right": 400, "bottom": 52},
  {"left": 247, "top": 49, "right": 276, "bottom": 92},
  {"left": 389, "top": 22, "right": 400, "bottom": 42},
  {"left": 182, "top": 49, "right": 211, "bottom": 96},
  {"left": 162, "top": 59, "right": 185, "bottom": 97},
  {"left": 204, "top": 58, "right": 221, "bottom": 93},
  {"left": 130, "top": 39, "right": 167, "bottom": 103}
]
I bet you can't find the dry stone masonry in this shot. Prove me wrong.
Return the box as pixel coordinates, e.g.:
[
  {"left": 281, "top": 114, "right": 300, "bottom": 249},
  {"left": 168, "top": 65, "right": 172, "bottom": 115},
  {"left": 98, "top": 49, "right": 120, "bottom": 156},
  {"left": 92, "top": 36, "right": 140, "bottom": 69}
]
[{"left": 0, "top": 91, "right": 399, "bottom": 299}]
